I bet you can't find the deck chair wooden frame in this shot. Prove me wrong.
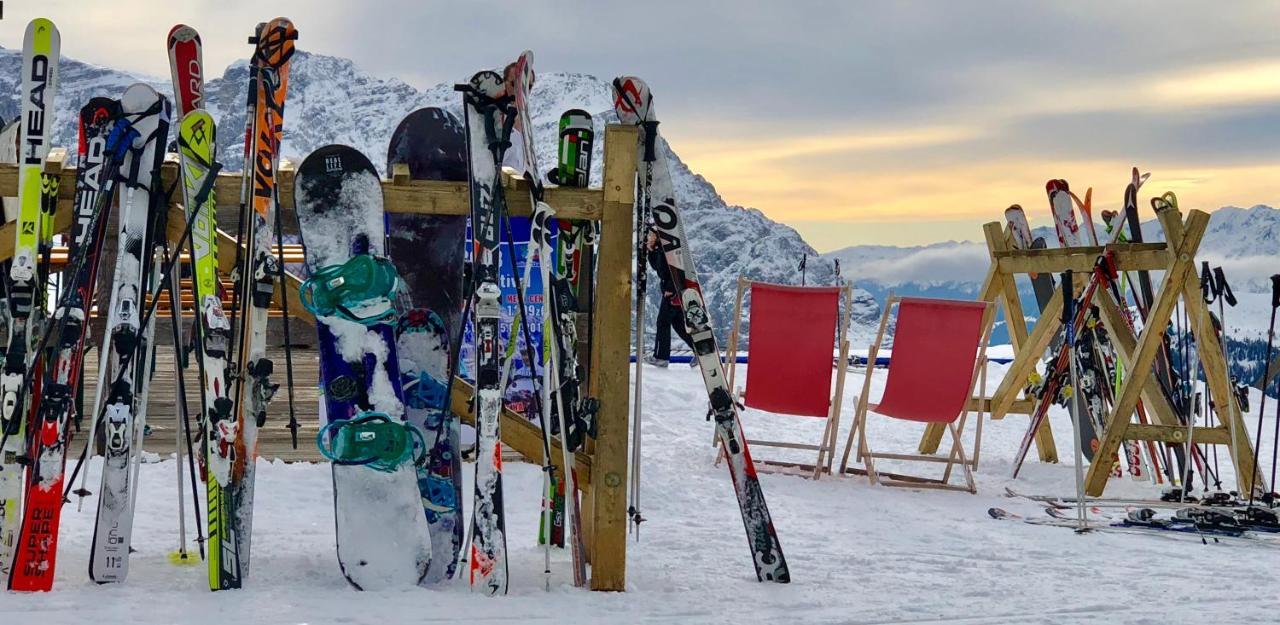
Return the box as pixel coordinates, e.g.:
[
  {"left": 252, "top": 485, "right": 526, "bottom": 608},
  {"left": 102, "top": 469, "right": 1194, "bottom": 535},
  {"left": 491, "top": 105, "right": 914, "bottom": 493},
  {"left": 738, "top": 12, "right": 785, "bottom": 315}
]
[
  {"left": 722, "top": 277, "right": 853, "bottom": 479},
  {"left": 838, "top": 295, "right": 995, "bottom": 493}
]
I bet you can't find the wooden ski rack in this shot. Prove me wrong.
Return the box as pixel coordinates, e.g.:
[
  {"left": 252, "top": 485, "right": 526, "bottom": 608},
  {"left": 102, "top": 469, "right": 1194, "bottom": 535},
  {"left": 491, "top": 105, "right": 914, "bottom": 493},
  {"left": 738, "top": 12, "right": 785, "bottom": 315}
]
[
  {"left": 920, "top": 205, "right": 1259, "bottom": 496},
  {"left": 0, "top": 123, "right": 640, "bottom": 591}
]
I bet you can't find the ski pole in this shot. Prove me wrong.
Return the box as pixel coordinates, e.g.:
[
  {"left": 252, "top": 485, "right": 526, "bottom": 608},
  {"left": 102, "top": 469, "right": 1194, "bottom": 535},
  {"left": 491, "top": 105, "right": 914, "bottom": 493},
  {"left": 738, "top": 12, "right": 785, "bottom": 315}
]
[
  {"left": 1062, "top": 271, "right": 1088, "bottom": 532},
  {"left": 1257, "top": 275, "right": 1280, "bottom": 505}
]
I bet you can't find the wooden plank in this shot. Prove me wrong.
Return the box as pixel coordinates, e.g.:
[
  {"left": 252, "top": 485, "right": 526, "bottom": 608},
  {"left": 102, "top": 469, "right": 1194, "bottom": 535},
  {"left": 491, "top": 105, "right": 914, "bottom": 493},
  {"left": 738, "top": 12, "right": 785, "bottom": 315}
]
[
  {"left": 587, "top": 124, "right": 638, "bottom": 592},
  {"left": 0, "top": 161, "right": 605, "bottom": 220},
  {"left": 448, "top": 378, "right": 593, "bottom": 489},
  {"left": 1124, "top": 424, "right": 1232, "bottom": 445},
  {"left": 0, "top": 200, "right": 75, "bottom": 261},
  {"left": 1084, "top": 208, "right": 1208, "bottom": 496},
  {"left": 994, "top": 244, "right": 1169, "bottom": 274}
]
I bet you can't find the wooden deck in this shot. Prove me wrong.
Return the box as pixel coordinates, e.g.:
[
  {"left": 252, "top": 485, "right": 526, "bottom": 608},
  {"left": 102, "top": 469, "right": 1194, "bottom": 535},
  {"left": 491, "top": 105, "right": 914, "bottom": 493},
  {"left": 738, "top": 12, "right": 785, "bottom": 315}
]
[{"left": 81, "top": 338, "right": 326, "bottom": 462}]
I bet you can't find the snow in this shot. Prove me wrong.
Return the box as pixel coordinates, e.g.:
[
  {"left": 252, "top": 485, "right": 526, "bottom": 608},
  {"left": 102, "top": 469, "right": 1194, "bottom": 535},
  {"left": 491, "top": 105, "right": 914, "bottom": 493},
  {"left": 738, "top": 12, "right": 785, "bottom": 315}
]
[{"left": 11, "top": 356, "right": 1280, "bottom": 623}]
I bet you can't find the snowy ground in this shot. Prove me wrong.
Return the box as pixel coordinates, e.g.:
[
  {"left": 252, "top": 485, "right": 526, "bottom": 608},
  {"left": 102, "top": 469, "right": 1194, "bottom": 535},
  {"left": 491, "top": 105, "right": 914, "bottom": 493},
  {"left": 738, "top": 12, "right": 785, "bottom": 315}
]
[{"left": 5, "top": 357, "right": 1280, "bottom": 624}]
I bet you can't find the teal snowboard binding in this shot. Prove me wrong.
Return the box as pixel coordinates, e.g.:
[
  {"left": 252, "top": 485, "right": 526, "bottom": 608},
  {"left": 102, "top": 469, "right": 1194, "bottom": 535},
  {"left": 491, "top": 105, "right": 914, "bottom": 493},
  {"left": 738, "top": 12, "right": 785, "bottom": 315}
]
[
  {"left": 300, "top": 254, "right": 402, "bottom": 324},
  {"left": 317, "top": 412, "right": 426, "bottom": 472}
]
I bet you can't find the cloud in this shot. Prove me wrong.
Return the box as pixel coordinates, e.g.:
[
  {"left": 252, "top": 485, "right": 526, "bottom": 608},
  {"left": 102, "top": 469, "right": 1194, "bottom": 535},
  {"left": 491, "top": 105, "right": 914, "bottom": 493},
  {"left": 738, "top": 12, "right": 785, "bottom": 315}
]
[{"left": 7, "top": 2, "right": 1280, "bottom": 248}]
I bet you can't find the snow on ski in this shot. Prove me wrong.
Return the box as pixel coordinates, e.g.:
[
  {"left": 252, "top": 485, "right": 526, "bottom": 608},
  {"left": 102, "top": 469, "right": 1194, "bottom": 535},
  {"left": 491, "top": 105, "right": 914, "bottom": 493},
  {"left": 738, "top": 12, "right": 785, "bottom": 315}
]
[
  {"left": 296, "top": 144, "right": 432, "bottom": 590},
  {"left": 457, "top": 69, "right": 511, "bottom": 596},
  {"left": 613, "top": 76, "right": 790, "bottom": 583}
]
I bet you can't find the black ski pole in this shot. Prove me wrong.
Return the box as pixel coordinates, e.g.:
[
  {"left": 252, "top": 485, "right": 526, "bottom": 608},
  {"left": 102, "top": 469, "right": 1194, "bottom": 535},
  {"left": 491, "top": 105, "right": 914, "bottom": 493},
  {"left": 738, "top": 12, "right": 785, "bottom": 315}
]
[{"left": 1254, "top": 274, "right": 1280, "bottom": 506}]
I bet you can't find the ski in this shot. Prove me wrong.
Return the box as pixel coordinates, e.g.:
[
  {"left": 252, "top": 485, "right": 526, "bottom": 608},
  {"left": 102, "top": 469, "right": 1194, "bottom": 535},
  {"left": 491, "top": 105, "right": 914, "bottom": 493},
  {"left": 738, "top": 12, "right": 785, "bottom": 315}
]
[
  {"left": 1047, "top": 179, "right": 1083, "bottom": 248},
  {"left": 169, "top": 21, "right": 239, "bottom": 591},
  {"left": 457, "top": 69, "right": 511, "bottom": 596},
  {"left": 296, "top": 144, "right": 432, "bottom": 589},
  {"left": 8, "top": 98, "right": 121, "bottom": 592},
  {"left": 1, "top": 18, "right": 60, "bottom": 581},
  {"left": 544, "top": 108, "right": 595, "bottom": 549},
  {"left": 508, "top": 50, "right": 589, "bottom": 587},
  {"left": 167, "top": 24, "right": 204, "bottom": 116},
  {"left": 614, "top": 76, "right": 789, "bottom": 583},
  {"left": 385, "top": 107, "right": 468, "bottom": 584},
  {"left": 89, "top": 83, "right": 170, "bottom": 584},
  {"left": 228, "top": 17, "right": 296, "bottom": 583}
]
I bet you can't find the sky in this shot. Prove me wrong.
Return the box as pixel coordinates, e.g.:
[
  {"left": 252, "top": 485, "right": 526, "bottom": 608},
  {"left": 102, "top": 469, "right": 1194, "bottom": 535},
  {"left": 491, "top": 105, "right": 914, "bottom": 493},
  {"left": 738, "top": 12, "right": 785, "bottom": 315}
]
[{"left": 4, "top": 1, "right": 1280, "bottom": 250}]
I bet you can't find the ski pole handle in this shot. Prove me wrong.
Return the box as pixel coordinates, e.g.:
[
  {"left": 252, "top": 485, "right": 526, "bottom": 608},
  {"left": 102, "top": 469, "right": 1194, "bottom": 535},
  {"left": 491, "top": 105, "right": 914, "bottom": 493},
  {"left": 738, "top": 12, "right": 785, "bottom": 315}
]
[
  {"left": 1200, "top": 261, "right": 1214, "bottom": 304},
  {"left": 1271, "top": 274, "right": 1280, "bottom": 308},
  {"left": 1212, "top": 267, "right": 1236, "bottom": 307}
]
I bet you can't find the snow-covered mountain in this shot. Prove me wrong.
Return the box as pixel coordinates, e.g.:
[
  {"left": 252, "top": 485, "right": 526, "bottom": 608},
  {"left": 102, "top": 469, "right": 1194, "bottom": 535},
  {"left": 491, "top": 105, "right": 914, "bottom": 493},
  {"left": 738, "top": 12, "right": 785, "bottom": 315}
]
[
  {"left": 0, "top": 46, "right": 876, "bottom": 346},
  {"left": 825, "top": 205, "right": 1280, "bottom": 296}
]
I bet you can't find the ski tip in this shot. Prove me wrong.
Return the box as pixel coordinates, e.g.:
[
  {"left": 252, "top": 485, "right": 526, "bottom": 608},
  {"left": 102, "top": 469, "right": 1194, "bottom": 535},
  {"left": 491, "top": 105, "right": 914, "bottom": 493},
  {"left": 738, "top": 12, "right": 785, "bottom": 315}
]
[{"left": 167, "top": 23, "right": 200, "bottom": 44}]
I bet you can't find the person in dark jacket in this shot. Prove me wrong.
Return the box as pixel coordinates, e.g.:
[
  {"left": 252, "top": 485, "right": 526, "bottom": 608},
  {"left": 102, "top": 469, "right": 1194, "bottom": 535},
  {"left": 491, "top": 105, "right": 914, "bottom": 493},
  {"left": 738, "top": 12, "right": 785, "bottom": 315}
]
[{"left": 645, "top": 228, "right": 695, "bottom": 367}]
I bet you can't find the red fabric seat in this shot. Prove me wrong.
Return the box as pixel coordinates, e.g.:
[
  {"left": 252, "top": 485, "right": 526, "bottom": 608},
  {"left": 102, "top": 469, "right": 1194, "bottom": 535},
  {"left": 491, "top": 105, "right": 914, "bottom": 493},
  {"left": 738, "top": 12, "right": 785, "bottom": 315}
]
[
  {"left": 838, "top": 295, "right": 994, "bottom": 493},
  {"left": 872, "top": 298, "right": 989, "bottom": 424},
  {"left": 744, "top": 283, "right": 841, "bottom": 418}
]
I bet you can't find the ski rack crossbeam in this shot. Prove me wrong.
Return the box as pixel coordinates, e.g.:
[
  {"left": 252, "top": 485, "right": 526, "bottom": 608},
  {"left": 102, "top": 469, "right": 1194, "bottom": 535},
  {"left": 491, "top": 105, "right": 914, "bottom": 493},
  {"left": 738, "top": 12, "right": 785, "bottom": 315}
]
[
  {"left": 0, "top": 124, "right": 640, "bottom": 592},
  {"left": 919, "top": 210, "right": 1260, "bottom": 496}
]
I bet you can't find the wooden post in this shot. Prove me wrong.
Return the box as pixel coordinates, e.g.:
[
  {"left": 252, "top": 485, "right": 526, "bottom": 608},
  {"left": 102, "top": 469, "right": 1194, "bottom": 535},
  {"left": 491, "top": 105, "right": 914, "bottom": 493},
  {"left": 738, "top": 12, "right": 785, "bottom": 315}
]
[{"left": 586, "top": 125, "right": 638, "bottom": 591}]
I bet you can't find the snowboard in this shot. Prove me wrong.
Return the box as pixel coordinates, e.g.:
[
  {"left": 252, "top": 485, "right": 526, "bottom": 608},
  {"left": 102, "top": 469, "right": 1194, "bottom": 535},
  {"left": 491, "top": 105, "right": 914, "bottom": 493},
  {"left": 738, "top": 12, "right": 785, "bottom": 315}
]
[
  {"left": 295, "top": 144, "right": 432, "bottom": 590},
  {"left": 385, "top": 107, "right": 467, "bottom": 584}
]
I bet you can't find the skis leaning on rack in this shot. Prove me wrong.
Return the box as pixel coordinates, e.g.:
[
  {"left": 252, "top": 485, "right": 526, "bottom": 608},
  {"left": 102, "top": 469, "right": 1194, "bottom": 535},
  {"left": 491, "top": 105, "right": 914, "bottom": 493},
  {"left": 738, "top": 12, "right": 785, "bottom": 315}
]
[
  {"left": 169, "top": 22, "right": 238, "bottom": 590},
  {"left": 1, "top": 18, "right": 60, "bottom": 585},
  {"left": 10, "top": 104, "right": 125, "bottom": 594},
  {"left": 508, "top": 50, "right": 590, "bottom": 589},
  {"left": 225, "top": 17, "right": 297, "bottom": 587},
  {"left": 456, "top": 69, "right": 513, "bottom": 596},
  {"left": 87, "top": 82, "right": 170, "bottom": 584},
  {"left": 613, "top": 76, "right": 790, "bottom": 583}
]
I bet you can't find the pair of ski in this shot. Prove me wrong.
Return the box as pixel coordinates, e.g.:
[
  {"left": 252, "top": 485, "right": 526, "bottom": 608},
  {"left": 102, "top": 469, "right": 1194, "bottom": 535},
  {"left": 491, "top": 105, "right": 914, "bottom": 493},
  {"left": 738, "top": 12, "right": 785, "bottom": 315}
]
[
  {"left": 452, "top": 51, "right": 598, "bottom": 595},
  {"left": 166, "top": 20, "right": 297, "bottom": 592},
  {"left": 5, "top": 18, "right": 179, "bottom": 589},
  {"left": 992, "top": 504, "right": 1280, "bottom": 544},
  {"left": 2, "top": 19, "right": 171, "bottom": 590},
  {"left": 612, "top": 77, "right": 790, "bottom": 583}
]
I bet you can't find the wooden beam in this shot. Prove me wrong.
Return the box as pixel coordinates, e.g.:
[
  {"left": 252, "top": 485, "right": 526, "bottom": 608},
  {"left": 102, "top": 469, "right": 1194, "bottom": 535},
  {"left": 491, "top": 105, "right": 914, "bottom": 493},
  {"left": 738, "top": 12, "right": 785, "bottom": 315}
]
[
  {"left": 0, "top": 160, "right": 606, "bottom": 220},
  {"left": 0, "top": 200, "right": 75, "bottom": 261},
  {"left": 1124, "top": 424, "right": 1232, "bottom": 445},
  {"left": 994, "top": 243, "right": 1169, "bottom": 274},
  {"left": 448, "top": 378, "right": 592, "bottom": 489},
  {"left": 586, "top": 125, "right": 638, "bottom": 592}
]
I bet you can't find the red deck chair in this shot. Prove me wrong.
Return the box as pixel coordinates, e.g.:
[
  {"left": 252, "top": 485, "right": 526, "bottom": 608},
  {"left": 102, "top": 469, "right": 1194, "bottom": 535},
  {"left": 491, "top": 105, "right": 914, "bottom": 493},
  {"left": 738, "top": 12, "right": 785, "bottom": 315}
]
[
  {"left": 838, "top": 295, "right": 994, "bottom": 493},
  {"left": 723, "top": 278, "right": 853, "bottom": 479}
]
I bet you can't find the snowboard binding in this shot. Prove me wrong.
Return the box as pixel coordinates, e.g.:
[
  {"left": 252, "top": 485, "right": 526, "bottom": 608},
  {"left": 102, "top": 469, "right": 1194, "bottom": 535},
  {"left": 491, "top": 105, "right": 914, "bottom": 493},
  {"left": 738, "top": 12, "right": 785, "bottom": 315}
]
[
  {"left": 317, "top": 412, "right": 426, "bottom": 472},
  {"left": 299, "top": 254, "right": 401, "bottom": 324}
]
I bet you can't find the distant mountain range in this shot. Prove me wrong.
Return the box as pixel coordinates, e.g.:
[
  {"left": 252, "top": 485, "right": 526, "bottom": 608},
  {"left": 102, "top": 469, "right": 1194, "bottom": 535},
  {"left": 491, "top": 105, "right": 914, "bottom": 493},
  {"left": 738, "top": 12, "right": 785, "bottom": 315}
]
[{"left": 0, "top": 43, "right": 1272, "bottom": 352}]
